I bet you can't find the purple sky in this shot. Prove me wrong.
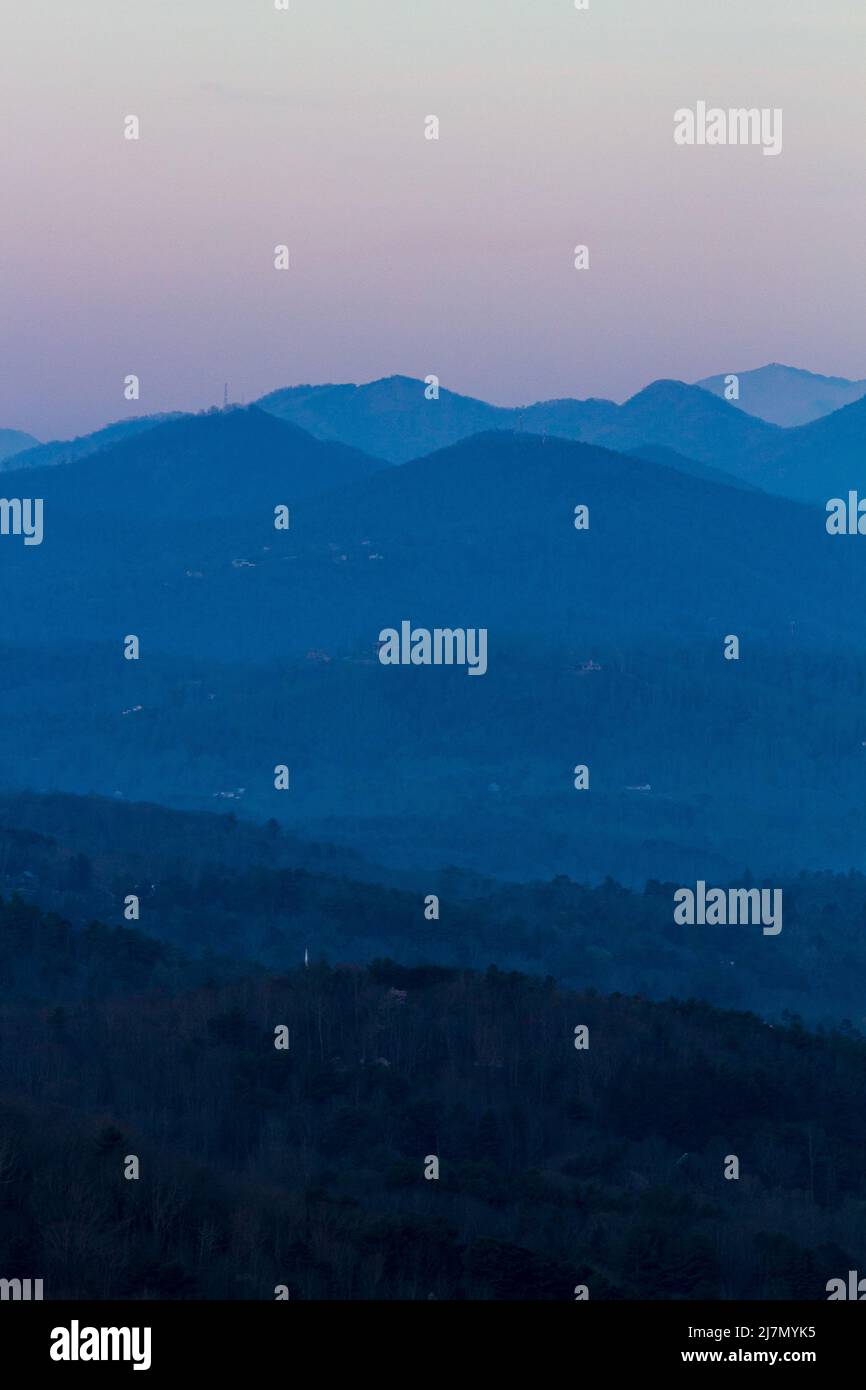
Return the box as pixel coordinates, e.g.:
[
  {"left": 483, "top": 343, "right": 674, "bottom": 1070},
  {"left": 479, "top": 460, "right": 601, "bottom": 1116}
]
[{"left": 2, "top": 0, "right": 864, "bottom": 439}]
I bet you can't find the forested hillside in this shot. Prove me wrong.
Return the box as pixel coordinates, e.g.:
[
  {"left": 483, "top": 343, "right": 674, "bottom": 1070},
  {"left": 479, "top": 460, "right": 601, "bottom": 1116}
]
[
  {"left": 0, "top": 902, "right": 861, "bottom": 1300},
  {"left": 2, "top": 793, "right": 866, "bottom": 1025}
]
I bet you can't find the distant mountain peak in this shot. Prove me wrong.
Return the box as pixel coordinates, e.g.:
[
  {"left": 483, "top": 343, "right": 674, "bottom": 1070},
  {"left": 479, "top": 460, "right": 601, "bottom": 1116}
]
[
  {"left": 696, "top": 362, "right": 866, "bottom": 427},
  {"left": 0, "top": 427, "right": 40, "bottom": 467},
  {"left": 626, "top": 378, "right": 718, "bottom": 406}
]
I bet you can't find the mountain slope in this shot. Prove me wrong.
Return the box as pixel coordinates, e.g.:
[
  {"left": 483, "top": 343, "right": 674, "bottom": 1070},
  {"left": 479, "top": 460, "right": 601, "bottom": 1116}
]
[
  {"left": 743, "top": 394, "right": 866, "bottom": 503},
  {"left": 3, "top": 413, "right": 185, "bottom": 472},
  {"left": 259, "top": 375, "right": 513, "bottom": 462},
  {"left": 589, "top": 380, "right": 780, "bottom": 465},
  {"left": 697, "top": 363, "right": 866, "bottom": 427},
  {"left": 0, "top": 427, "right": 40, "bottom": 465},
  {"left": 2, "top": 424, "right": 856, "bottom": 654},
  {"left": 0, "top": 404, "right": 386, "bottom": 522},
  {"left": 625, "top": 443, "right": 761, "bottom": 492}
]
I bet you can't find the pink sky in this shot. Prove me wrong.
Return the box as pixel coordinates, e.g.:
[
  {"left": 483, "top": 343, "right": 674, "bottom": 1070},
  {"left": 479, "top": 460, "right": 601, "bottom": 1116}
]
[{"left": 2, "top": 0, "right": 864, "bottom": 439}]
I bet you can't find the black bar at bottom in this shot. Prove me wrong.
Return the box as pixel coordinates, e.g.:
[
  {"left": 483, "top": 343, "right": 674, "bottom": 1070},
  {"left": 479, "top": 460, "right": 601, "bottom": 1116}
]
[{"left": 0, "top": 1299, "right": 859, "bottom": 1376}]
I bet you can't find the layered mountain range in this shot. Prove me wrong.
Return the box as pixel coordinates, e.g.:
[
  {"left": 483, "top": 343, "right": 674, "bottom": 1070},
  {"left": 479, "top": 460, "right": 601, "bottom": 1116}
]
[
  {"left": 2, "top": 373, "right": 865, "bottom": 882},
  {"left": 10, "top": 364, "right": 864, "bottom": 503}
]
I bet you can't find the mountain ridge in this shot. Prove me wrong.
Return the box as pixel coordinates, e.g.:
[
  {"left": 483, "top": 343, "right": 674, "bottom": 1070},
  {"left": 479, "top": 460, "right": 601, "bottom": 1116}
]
[
  {"left": 0, "top": 426, "right": 40, "bottom": 465},
  {"left": 697, "top": 362, "right": 866, "bottom": 427}
]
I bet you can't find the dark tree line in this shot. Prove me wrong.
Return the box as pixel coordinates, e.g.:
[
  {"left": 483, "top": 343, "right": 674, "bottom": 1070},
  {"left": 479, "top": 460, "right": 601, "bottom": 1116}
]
[{"left": 0, "top": 896, "right": 864, "bottom": 1299}]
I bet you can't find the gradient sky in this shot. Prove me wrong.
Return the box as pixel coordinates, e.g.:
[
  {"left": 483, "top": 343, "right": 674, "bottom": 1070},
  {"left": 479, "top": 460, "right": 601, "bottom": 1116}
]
[{"left": 2, "top": 0, "right": 864, "bottom": 439}]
